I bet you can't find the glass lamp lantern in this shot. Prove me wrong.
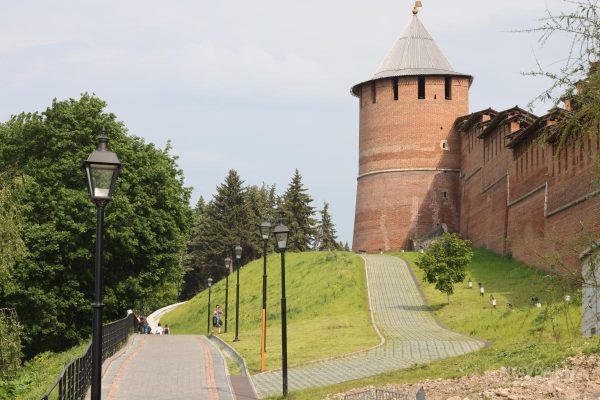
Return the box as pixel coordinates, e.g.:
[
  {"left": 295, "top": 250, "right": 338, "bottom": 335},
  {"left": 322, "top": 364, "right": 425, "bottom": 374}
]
[
  {"left": 207, "top": 277, "right": 213, "bottom": 287},
  {"left": 260, "top": 221, "right": 272, "bottom": 241},
  {"left": 84, "top": 130, "right": 121, "bottom": 203},
  {"left": 273, "top": 223, "right": 290, "bottom": 251},
  {"left": 235, "top": 245, "right": 243, "bottom": 260}
]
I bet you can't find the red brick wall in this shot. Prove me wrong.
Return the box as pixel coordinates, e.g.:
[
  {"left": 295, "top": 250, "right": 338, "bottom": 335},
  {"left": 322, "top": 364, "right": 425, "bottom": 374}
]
[
  {"left": 353, "top": 171, "right": 460, "bottom": 252},
  {"left": 460, "top": 119, "right": 600, "bottom": 273},
  {"left": 352, "top": 75, "right": 469, "bottom": 252}
]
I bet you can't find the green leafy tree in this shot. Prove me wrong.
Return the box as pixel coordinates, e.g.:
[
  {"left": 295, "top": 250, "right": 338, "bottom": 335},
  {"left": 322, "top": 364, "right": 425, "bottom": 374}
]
[
  {"left": 0, "top": 309, "right": 22, "bottom": 379},
  {"left": 0, "top": 94, "right": 191, "bottom": 357},
  {"left": 0, "top": 176, "right": 28, "bottom": 298},
  {"left": 282, "top": 169, "right": 316, "bottom": 252},
  {"left": 415, "top": 233, "right": 473, "bottom": 304},
  {"left": 523, "top": 0, "right": 600, "bottom": 150},
  {"left": 315, "top": 202, "right": 340, "bottom": 251}
]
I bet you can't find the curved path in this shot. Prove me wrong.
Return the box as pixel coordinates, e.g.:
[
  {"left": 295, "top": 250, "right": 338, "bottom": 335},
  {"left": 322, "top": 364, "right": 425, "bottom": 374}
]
[
  {"left": 100, "top": 335, "right": 234, "bottom": 400},
  {"left": 251, "top": 254, "right": 485, "bottom": 398}
]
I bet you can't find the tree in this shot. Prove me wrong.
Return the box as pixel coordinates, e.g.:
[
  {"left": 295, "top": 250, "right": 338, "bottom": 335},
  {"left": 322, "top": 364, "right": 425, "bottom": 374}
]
[
  {"left": 523, "top": 0, "right": 600, "bottom": 149},
  {"left": 315, "top": 202, "right": 340, "bottom": 251},
  {"left": 0, "top": 176, "right": 28, "bottom": 298},
  {"left": 0, "top": 309, "right": 22, "bottom": 379},
  {"left": 415, "top": 233, "right": 473, "bottom": 304},
  {"left": 282, "top": 169, "right": 316, "bottom": 252},
  {"left": 0, "top": 94, "right": 191, "bottom": 357}
]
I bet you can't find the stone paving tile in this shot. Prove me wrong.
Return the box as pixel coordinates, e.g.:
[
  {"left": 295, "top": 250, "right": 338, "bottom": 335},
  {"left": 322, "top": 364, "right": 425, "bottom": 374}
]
[
  {"left": 101, "top": 335, "right": 233, "bottom": 400},
  {"left": 251, "top": 255, "right": 485, "bottom": 398}
]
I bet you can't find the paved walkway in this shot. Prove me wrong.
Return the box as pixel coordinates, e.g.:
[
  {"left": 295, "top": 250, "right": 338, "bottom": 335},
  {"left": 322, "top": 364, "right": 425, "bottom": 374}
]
[
  {"left": 251, "top": 255, "right": 485, "bottom": 398},
  {"left": 100, "top": 335, "right": 234, "bottom": 400}
]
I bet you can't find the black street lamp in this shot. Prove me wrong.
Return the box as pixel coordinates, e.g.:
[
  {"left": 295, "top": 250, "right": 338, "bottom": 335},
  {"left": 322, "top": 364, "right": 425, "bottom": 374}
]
[
  {"left": 207, "top": 277, "right": 213, "bottom": 335},
  {"left": 233, "top": 245, "right": 243, "bottom": 342},
  {"left": 84, "top": 129, "right": 121, "bottom": 400},
  {"left": 259, "top": 221, "right": 271, "bottom": 371},
  {"left": 224, "top": 257, "right": 232, "bottom": 333},
  {"left": 273, "top": 220, "right": 290, "bottom": 397}
]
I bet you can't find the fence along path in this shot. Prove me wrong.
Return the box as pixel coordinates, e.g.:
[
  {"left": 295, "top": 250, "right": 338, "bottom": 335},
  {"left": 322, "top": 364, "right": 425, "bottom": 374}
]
[{"left": 251, "top": 254, "right": 485, "bottom": 398}]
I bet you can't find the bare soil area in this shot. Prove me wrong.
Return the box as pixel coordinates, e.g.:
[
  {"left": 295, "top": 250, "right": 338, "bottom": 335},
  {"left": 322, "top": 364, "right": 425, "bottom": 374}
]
[{"left": 329, "top": 354, "right": 600, "bottom": 400}]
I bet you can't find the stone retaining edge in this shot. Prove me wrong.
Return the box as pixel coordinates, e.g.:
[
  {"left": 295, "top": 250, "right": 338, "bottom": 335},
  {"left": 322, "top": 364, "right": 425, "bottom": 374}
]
[
  {"left": 146, "top": 301, "right": 188, "bottom": 331},
  {"left": 208, "top": 334, "right": 260, "bottom": 397}
]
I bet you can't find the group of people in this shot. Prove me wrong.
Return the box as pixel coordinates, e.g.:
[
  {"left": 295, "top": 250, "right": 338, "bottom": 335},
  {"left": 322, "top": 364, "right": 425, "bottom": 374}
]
[
  {"left": 134, "top": 305, "right": 224, "bottom": 336},
  {"left": 136, "top": 314, "right": 170, "bottom": 335}
]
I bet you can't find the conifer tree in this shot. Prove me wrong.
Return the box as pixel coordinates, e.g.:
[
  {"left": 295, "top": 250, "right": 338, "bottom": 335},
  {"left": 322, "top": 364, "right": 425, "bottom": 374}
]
[
  {"left": 316, "top": 202, "right": 340, "bottom": 251},
  {"left": 205, "top": 169, "right": 253, "bottom": 262},
  {"left": 282, "top": 169, "right": 316, "bottom": 252}
]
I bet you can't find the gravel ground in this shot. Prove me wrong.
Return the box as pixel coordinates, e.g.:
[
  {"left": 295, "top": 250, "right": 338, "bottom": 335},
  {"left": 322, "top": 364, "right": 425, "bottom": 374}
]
[{"left": 328, "top": 354, "right": 600, "bottom": 400}]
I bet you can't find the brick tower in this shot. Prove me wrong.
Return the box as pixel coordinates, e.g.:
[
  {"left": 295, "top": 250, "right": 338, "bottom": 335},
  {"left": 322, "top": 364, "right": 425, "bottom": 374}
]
[{"left": 351, "top": 7, "right": 472, "bottom": 252}]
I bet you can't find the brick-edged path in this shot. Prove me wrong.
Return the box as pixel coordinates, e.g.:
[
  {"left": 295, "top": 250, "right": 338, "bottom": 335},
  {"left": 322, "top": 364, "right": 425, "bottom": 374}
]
[
  {"left": 101, "top": 335, "right": 234, "bottom": 400},
  {"left": 251, "top": 255, "right": 485, "bottom": 398}
]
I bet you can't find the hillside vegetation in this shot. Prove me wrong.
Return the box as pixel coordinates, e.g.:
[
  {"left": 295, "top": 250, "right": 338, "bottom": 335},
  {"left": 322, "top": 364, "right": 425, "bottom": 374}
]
[
  {"left": 161, "top": 251, "right": 379, "bottom": 372},
  {"left": 0, "top": 342, "right": 89, "bottom": 400},
  {"left": 290, "top": 249, "right": 600, "bottom": 400}
]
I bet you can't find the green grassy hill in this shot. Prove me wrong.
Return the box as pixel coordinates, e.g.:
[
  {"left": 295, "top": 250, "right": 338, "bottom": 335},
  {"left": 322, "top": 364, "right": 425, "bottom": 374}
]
[
  {"left": 161, "top": 251, "right": 379, "bottom": 372},
  {"left": 293, "top": 249, "right": 600, "bottom": 400}
]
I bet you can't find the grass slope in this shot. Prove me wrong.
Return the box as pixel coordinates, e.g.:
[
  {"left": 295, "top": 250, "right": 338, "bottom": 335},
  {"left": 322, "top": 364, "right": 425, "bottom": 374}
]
[
  {"left": 0, "top": 342, "right": 89, "bottom": 400},
  {"left": 287, "top": 249, "right": 600, "bottom": 400},
  {"left": 161, "top": 251, "right": 379, "bottom": 373}
]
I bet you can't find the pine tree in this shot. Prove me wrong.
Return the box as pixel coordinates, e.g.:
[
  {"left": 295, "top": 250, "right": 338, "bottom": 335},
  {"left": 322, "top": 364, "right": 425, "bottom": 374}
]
[
  {"left": 316, "top": 202, "right": 340, "bottom": 251},
  {"left": 191, "top": 170, "right": 253, "bottom": 290},
  {"left": 282, "top": 169, "right": 316, "bottom": 252}
]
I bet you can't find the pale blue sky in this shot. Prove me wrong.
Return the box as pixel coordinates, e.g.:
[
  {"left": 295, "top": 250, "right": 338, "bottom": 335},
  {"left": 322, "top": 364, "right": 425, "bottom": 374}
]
[{"left": 0, "top": 1, "right": 573, "bottom": 244}]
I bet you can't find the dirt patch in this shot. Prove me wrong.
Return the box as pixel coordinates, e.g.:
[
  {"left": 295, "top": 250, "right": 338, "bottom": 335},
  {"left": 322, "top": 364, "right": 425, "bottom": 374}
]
[{"left": 328, "top": 354, "right": 600, "bottom": 399}]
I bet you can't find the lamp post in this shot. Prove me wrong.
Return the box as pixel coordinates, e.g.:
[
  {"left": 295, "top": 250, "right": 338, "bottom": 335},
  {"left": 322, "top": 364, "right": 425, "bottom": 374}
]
[
  {"left": 233, "top": 245, "right": 243, "bottom": 342},
  {"left": 224, "top": 257, "right": 232, "bottom": 333},
  {"left": 273, "top": 220, "right": 290, "bottom": 397},
  {"left": 259, "top": 221, "right": 272, "bottom": 371},
  {"left": 207, "top": 277, "right": 213, "bottom": 335},
  {"left": 84, "top": 128, "right": 121, "bottom": 400}
]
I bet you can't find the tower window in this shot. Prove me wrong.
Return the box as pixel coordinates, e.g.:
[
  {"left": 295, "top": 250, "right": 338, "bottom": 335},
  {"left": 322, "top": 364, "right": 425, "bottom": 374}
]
[
  {"left": 371, "top": 81, "right": 376, "bottom": 104},
  {"left": 418, "top": 76, "right": 425, "bottom": 99},
  {"left": 445, "top": 76, "right": 452, "bottom": 100},
  {"left": 440, "top": 140, "right": 449, "bottom": 150},
  {"left": 393, "top": 78, "right": 399, "bottom": 101},
  {"left": 442, "top": 190, "right": 448, "bottom": 199}
]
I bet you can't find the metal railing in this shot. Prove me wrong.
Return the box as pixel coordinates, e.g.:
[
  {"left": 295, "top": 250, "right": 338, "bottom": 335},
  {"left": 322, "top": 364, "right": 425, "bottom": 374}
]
[
  {"left": 41, "top": 313, "right": 137, "bottom": 400},
  {"left": 344, "top": 389, "right": 415, "bottom": 400}
]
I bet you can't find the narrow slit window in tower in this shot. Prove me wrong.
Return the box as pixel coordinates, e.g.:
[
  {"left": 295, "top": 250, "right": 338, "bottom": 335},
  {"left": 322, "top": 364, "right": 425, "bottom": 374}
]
[
  {"left": 371, "top": 81, "right": 376, "bottom": 104},
  {"left": 442, "top": 190, "right": 448, "bottom": 199},
  {"left": 445, "top": 76, "right": 452, "bottom": 100},
  {"left": 418, "top": 76, "right": 425, "bottom": 99},
  {"left": 393, "top": 78, "right": 399, "bottom": 100}
]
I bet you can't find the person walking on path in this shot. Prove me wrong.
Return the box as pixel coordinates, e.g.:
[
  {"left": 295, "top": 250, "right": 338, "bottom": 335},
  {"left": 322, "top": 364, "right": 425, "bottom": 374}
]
[
  {"left": 155, "top": 322, "right": 164, "bottom": 335},
  {"left": 164, "top": 324, "right": 170, "bottom": 334},
  {"left": 213, "top": 305, "right": 223, "bottom": 334}
]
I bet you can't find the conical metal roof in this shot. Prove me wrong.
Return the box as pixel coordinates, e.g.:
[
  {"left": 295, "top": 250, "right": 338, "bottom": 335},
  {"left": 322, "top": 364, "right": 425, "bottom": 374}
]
[{"left": 351, "top": 15, "right": 471, "bottom": 96}]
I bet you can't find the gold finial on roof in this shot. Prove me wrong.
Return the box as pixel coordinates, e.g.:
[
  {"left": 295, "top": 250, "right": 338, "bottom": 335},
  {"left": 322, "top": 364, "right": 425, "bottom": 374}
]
[{"left": 412, "top": 0, "right": 423, "bottom": 15}]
